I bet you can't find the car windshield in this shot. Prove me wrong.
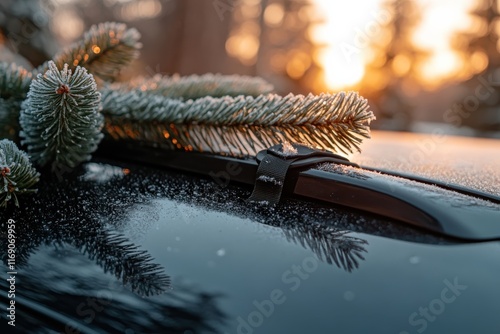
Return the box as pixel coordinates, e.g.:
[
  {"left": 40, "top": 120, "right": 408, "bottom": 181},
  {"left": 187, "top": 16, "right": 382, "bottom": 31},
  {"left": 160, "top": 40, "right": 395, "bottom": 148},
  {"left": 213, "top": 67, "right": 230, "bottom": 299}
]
[{"left": 4, "top": 159, "right": 500, "bottom": 334}]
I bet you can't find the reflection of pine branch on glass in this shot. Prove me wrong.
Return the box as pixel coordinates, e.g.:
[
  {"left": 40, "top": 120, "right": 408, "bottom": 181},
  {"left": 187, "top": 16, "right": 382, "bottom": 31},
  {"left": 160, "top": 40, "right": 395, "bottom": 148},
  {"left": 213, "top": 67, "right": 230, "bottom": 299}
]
[
  {"left": 0, "top": 218, "right": 170, "bottom": 297},
  {"left": 0, "top": 161, "right": 170, "bottom": 296},
  {"left": 282, "top": 227, "right": 368, "bottom": 272},
  {"left": 68, "top": 228, "right": 171, "bottom": 296}
]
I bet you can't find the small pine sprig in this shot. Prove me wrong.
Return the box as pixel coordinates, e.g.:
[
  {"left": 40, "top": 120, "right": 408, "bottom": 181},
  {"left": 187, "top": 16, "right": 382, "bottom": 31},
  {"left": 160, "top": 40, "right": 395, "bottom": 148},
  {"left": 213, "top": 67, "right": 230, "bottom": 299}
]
[
  {"left": 0, "top": 139, "right": 40, "bottom": 207},
  {"left": 20, "top": 61, "right": 103, "bottom": 171},
  {"left": 111, "top": 73, "right": 274, "bottom": 99},
  {"left": 37, "top": 22, "right": 141, "bottom": 82},
  {"left": 102, "top": 90, "right": 375, "bottom": 156}
]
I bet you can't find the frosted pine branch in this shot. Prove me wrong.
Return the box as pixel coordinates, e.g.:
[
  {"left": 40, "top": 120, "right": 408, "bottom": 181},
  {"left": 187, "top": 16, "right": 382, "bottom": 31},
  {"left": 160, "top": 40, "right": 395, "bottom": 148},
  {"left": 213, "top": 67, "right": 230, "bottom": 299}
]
[
  {"left": 102, "top": 90, "right": 375, "bottom": 156},
  {"left": 20, "top": 61, "right": 103, "bottom": 171},
  {"left": 37, "top": 22, "right": 141, "bottom": 82},
  {"left": 0, "top": 139, "right": 39, "bottom": 207},
  {"left": 110, "top": 73, "right": 274, "bottom": 99}
]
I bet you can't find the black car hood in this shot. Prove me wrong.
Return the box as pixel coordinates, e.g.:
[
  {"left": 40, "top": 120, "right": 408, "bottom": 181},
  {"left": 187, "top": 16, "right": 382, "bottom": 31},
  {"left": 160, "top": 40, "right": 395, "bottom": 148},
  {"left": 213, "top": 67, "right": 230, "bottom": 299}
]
[{"left": 1, "top": 131, "right": 499, "bottom": 333}]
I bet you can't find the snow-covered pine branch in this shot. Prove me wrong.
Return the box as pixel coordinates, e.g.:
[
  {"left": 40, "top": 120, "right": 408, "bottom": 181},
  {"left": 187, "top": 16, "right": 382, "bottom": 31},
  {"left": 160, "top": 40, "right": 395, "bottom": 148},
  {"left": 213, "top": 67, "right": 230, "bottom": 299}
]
[
  {"left": 101, "top": 89, "right": 375, "bottom": 156},
  {"left": 110, "top": 73, "right": 274, "bottom": 99},
  {"left": 20, "top": 61, "right": 103, "bottom": 171},
  {"left": 0, "top": 139, "right": 39, "bottom": 207}
]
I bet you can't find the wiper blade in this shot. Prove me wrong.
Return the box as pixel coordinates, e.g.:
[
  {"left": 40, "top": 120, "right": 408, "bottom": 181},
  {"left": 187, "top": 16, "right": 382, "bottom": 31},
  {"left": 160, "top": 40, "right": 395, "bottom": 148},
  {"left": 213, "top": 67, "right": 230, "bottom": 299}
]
[
  {"left": 96, "top": 141, "right": 500, "bottom": 241},
  {"left": 360, "top": 166, "right": 500, "bottom": 205}
]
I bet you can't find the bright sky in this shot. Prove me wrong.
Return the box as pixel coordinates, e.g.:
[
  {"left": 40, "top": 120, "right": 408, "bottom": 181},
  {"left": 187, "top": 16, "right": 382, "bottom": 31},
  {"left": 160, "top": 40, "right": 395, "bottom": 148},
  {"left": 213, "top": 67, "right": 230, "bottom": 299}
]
[{"left": 310, "top": 0, "right": 478, "bottom": 91}]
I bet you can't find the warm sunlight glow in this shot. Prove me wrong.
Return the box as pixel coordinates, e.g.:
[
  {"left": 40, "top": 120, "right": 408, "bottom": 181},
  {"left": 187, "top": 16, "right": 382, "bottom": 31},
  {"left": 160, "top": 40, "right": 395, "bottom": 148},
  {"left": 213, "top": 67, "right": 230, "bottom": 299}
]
[
  {"left": 286, "top": 50, "right": 312, "bottom": 79},
  {"left": 310, "top": 0, "right": 385, "bottom": 91},
  {"left": 226, "top": 1, "right": 261, "bottom": 66},
  {"left": 392, "top": 54, "right": 412, "bottom": 77},
  {"left": 418, "top": 51, "right": 462, "bottom": 88},
  {"left": 120, "top": 0, "right": 162, "bottom": 21},
  {"left": 311, "top": 0, "right": 479, "bottom": 91},
  {"left": 317, "top": 48, "right": 365, "bottom": 89},
  {"left": 413, "top": 0, "right": 476, "bottom": 87},
  {"left": 52, "top": 9, "right": 84, "bottom": 41},
  {"left": 264, "top": 3, "right": 285, "bottom": 27}
]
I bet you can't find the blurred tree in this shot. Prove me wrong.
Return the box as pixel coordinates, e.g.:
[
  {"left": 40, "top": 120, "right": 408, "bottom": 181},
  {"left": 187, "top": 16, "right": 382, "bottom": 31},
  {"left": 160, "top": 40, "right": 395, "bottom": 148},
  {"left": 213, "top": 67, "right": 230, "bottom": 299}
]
[
  {"left": 64, "top": 0, "right": 241, "bottom": 79},
  {"left": 4, "top": 0, "right": 321, "bottom": 94},
  {"left": 454, "top": 0, "right": 500, "bottom": 135},
  {"left": 360, "top": 0, "right": 428, "bottom": 131},
  {"left": 226, "top": 0, "right": 321, "bottom": 94},
  {"left": 0, "top": 0, "right": 57, "bottom": 67}
]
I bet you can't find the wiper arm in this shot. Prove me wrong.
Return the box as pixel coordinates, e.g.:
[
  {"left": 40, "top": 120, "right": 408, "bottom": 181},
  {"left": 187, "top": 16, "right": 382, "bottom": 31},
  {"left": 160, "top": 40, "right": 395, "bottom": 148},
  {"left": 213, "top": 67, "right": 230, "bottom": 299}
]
[{"left": 96, "top": 141, "right": 500, "bottom": 241}]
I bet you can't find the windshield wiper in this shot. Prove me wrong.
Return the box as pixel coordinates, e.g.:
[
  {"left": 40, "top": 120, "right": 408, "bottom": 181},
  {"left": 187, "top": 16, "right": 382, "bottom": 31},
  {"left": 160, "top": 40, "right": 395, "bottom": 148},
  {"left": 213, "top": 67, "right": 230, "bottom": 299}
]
[{"left": 96, "top": 141, "right": 500, "bottom": 241}]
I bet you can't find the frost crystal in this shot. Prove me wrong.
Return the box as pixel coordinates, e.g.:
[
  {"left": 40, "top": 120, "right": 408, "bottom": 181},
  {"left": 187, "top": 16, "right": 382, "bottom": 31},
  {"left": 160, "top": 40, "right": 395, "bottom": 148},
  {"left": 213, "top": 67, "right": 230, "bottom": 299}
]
[
  {"left": 257, "top": 175, "right": 283, "bottom": 185},
  {"left": 281, "top": 141, "right": 298, "bottom": 156}
]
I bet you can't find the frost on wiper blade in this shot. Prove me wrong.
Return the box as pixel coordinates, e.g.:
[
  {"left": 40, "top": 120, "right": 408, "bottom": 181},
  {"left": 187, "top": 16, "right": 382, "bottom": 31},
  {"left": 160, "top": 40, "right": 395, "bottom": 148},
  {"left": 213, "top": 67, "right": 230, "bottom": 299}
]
[{"left": 305, "top": 164, "right": 500, "bottom": 241}]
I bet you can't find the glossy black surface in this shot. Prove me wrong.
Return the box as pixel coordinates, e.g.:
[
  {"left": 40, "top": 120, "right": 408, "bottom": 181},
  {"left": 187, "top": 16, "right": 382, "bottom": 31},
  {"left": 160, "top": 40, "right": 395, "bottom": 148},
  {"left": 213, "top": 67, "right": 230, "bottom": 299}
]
[{"left": 1, "top": 159, "right": 499, "bottom": 334}]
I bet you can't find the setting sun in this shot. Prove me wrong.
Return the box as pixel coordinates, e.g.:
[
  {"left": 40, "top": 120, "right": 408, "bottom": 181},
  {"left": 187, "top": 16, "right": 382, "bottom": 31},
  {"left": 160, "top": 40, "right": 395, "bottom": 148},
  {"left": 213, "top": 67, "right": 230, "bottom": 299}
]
[
  {"left": 310, "top": 0, "right": 479, "bottom": 91},
  {"left": 310, "top": 0, "right": 383, "bottom": 90}
]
